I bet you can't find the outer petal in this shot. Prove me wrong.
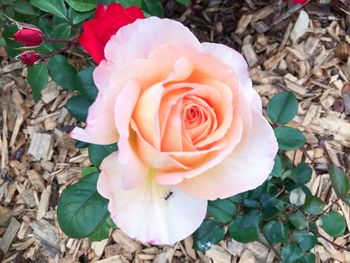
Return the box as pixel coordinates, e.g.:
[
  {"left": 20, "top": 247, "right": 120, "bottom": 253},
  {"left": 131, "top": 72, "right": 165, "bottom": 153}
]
[
  {"left": 178, "top": 108, "right": 278, "bottom": 200},
  {"left": 201, "top": 42, "right": 262, "bottom": 111},
  {"left": 70, "top": 89, "right": 118, "bottom": 144},
  {"left": 104, "top": 17, "right": 201, "bottom": 65},
  {"left": 97, "top": 153, "right": 207, "bottom": 245}
]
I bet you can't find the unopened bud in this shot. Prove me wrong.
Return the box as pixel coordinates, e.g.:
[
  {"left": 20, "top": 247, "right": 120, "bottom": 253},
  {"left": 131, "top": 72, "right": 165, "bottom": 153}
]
[
  {"left": 17, "top": 50, "right": 41, "bottom": 66},
  {"left": 13, "top": 26, "right": 43, "bottom": 47}
]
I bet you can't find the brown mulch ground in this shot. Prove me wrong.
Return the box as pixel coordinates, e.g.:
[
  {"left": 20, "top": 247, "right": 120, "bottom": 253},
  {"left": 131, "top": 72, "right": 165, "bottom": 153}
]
[{"left": 0, "top": 0, "right": 350, "bottom": 262}]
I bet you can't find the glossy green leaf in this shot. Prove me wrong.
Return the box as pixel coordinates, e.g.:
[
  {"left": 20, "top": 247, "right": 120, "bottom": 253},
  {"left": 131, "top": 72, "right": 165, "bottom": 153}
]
[
  {"left": 320, "top": 211, "right": 346, "bottom": 237},
  {"left": 66, "top": 95, "right": 90, "bottom": 122},
  {"left": 263, "top": 219, "right": 288, "bottom": 244},
  {"left": 271, "top": 155, "right": 283, "bottom": 177},
  {"left": 288, "top": 211, "right": 308, "bottom": 230},
  {"left": 141, "top": 0, "right": 164, "bottom": 17},
  {"left": 30, "top": 0, "right": 68, "bottom": 19},
  {"left": 119, "top": 0, "right": 142, "bottom": 7},
  {"left": 2, "top": 24, "right": 22, "bottom": 57},
  {"left": 208, "top": 199, "right": 236, "bottom": 224},
  {"left": 281, "top": 244, "right": 304, "bottom": 263},
  {"left": 76, "top": 66, "right": 98, "bottom": 102},
  {"left": 88, "top": 215, "right": 116, "bottom": 241},
  {"left": 262, "top": 197, "right": 285, "bottom": 220},
  {"left": 13, "top": 0, "right": 37, "bottom": 15},
  {"left": 88, "top": 143, "right": 118, "bottom": 168},
  {"left": 342, "top": 194, "right": 350, "bottom": 206},
  {"left": 289, "top": 188, "right": 306, "bottom": 206},
  {"left": 293, "top": 163, "right": 312, "bottom": 184},
  {"left": 292, "top": 231, "right": 317, "bottom": 251},
  {"left": 329, "top": 165, "right": 350, "bottom": 197},
  {"left": 57, "top": 172, "right": 109, "bottom": 238},
  {"left": 301, "top": 253, "right": 316, "bottom": 263},
  {"left": 176, "top": 0, "right": 191, "bottom": 4},
  {"left": 303, "top": 195, "right": 325, "bottom": 215},
  {"left": 27, "top": 64, "right": 49, "bottom": 102},
  {"left": 82, "top": 167, "right": 99, "bottom": 177},
  {"left": 51, "top": 23, "right": 72, "bottom": 49},
  {"left": 68, "top": 8, "right": 93, "bottom": 24},
  {"left": 267, "top": 91, "right": 298, "bottom": 125},
  {"left": 229, "top": 210, "right": 260, "bottom": 243},
  {"left": 193, "top": 219, "right": 225, "bottom": 251},
  {"left": 47, "top": 55, "right": 78, "bottom": 90},
  {"left": 274, "top": 126, "right": 305, "bottom": 151},
  {"left": 65, "top": 0, "right": 97, "bottom": 12}
]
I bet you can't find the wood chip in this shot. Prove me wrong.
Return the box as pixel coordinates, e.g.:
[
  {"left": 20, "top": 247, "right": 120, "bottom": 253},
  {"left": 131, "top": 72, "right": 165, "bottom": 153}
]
[
  {"left": 28, "top": 133, "right": 53, "bottom": 161},
  {"left": 0, "top": 217, "right": 20, "bottom": 253}
]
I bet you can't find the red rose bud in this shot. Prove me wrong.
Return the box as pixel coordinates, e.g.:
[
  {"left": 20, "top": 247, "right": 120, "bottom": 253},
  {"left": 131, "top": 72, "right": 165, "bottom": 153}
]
[
  {"left": 13, "top": 26, "right": 43, "bottom": 47},
  {"left": 18, "top": 51, "right": 41, "bottom": 66}
]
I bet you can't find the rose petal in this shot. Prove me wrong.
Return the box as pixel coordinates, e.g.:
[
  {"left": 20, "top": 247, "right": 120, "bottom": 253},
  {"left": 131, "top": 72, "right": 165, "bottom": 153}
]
[
  {"left": 201, "top": 42, "right": 261, "bottom": 111},
  {"left": 178, "top": 108, "right": 278, "bottom": 200},
  {"left": 98, "top": 152, "right": 207, "bottom": 244},
  {"left": 105, "top": 17, "right": 201, "bottom": 65}
]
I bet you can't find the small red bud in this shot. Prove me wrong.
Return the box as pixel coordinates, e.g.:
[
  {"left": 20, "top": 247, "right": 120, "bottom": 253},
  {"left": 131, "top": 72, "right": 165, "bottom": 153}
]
[
  {"left": 17, "top": 50, "right": 41, "bottom": 66},
  {"left": 13, "top": 26, "right": 43, "bottom": 47}
]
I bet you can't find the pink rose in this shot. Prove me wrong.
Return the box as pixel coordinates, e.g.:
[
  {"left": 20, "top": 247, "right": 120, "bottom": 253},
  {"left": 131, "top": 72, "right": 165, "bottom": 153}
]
[{"left": 71, "top": 17, "right": 278, "bottom": 244}]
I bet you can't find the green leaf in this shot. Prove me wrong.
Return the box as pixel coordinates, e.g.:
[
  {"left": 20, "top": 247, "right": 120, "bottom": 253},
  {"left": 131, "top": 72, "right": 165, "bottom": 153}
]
[
  {"left": 47, "top": 55, "right": 78, "bottom": 90},
  {"left": 141, "top": 0, "right": 164, "bottom": 17},
  {"left": 65, "top": 0, "right": 97, "bottom": 12},
  {"left": 271, "top": 155, "right": 283, "bottom": 177},
  {"left": 292, "top": 231, "right": 317, "bottom": 251},
  {"left": 262, "top": 197, "right": 285, "bottom": 220},
  {"left": 88, "top": 215, "right": 116, "bottom": 241},
  {"left": 76, "top": 66, "right": 98, "bottom": 102},
  {"left": 288, "top": 211, "right": 308, "bottom": 230},
  {"left": 289, "top": 188, "right": 306, "bottom": 207},
  {"left": 293, "top": 163, "right": 312, "bottom": 184},
  {"left": 13, "top": 0, "right": 37, "bottom": 15},
  {"left": 329, "top": 165, "right": 350, "bottom": 197},
  {"left": 118, "top": 0, "right": 142, "bottom": 7},
  {"left": 57, "top": 172, "right": 109, "bottom": 238},
  {"left": 320, "top": 211, "right": 346, "bottom": 237},
  {"left": 208, "top": 199, "right": 236, "bottom": 224},
  {"left": 2, "top": 24, "right": 22, "bottom": 57},
  {"left": 281, "top": 244, "right": 304, "bottom": 263},
  {"left": 88, "top": 143, "right": 118, "bottom": 168},
  {"left": 66, "top": 95, "right": 91, "bottom": 122},
  {"left": 50, "top": 23, "right": 72, "bottom": 49},
  {"left": 263, "top": 219, "right": 288, "bottom": 244},
  {"left": 267, "top": 91, "right": 298, "bottom": 125},
  {"left": 82, "top": 167, "right": 99, "bottom": 177},
  {"left": 229, "top": 210, "right": 260, "bottom": 243},
  {"left": 193, "top": 219, "right": 225, "bottom": 251},
  {"left": 68, "top": 8, "right": 93, "bottom": 24},
  {"left": 274, "top": 126, "right": 305, "bottom": 151},
  {"left": 27, "top": 64, "right": 49, "bottom": 102},
  {"left": 342, "top": 194, "right": 350, "bottom": 206},
  {"left": 176, "top": 0, "right": 191, "bottom": 4},
  {"left": 303, "top": 195, "right": 325, "bottom": 215},
  {"left": 301, "top": 253, "right": 316, "bottom": 263},
  {"left": 30, "top": 0, "right": 68, "bottom": 20}
]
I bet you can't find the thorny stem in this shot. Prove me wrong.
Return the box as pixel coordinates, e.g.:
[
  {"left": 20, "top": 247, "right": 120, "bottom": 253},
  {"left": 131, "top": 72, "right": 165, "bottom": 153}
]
[
  {"left": 44, "top": 37, "right": 78, "bottom": 44},
  {"left": 40, "top": 37, "right": 78, "bottom": 61}
]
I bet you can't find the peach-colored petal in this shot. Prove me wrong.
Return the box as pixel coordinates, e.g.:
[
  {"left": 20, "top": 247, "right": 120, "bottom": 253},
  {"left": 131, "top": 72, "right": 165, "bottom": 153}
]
[
  {"left": 70, "top": 90, "right": 118, "bottom": 144},
  {"left": 201, "top": 42, "right": 261, "bottom": 111},
  {"left": 114, "top": 78, "right": 142, "bottom": 180},
  {"left": 93, "top": 60, "right": 114, "bottom": 90},
  {"left": 178, "top": 108, "right": 278, "bottom": 200},
  {"left": 104, "top": 17, "right": 201, "bottom": 66},
  {"left": 155, "top": 111, "right": 243, "bottom": 185},
  {"left": 97, "top": 153, "right": 207, "bottom": 245},
  {"left": 133, "top": 83, "right": 163, "bottom": 148},
  {"left": 130, "top": 120, "right": 190, "bottom": 171}
]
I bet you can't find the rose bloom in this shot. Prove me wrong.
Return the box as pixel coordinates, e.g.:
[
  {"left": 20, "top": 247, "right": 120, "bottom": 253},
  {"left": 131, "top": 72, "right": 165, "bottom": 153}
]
[{"left": 71, "top": 17, "right": 278, "bottom": 244}]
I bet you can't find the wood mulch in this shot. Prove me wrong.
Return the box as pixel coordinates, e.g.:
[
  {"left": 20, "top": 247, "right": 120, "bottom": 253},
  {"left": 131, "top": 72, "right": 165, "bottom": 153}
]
[{"left": 0, "top": 0, "right": 349, "bottom": 262}]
